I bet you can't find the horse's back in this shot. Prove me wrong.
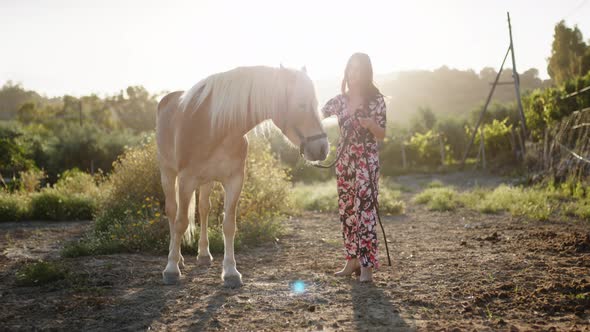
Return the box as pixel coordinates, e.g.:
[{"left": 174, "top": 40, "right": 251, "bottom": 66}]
[{"left": 158, "top": 91, "right": 184, "bottom": 116}]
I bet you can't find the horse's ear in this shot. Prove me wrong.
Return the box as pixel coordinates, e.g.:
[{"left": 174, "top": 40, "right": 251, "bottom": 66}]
[{"left": 301, "top": 66, "right": 307, "bottom": 74}]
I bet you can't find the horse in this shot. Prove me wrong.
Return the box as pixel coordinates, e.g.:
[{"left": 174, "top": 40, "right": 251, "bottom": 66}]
[{"left": 156, "top": 65, "right": 329, "bottom": 287}]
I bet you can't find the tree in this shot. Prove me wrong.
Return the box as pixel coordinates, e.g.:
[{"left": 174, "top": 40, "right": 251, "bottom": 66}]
[
  {"left": 0, "top": 81, "right": 42, "bottom": 120},
  {"left": 547, "top": 20, "right": 590, "bottom": 85},
  {"left": 107, "top": 86, "right": 158, "bottom": 133},
  {"left": 410, "top": 107, "right": 437, "bottom": 134},
  {"left": 0, "top": 124, "right": 34, "bottom": 177}
]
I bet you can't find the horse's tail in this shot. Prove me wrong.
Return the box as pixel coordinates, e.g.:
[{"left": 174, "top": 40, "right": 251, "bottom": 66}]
[{"left": 182, "top": 189, "right": 197, "bottom": 246}]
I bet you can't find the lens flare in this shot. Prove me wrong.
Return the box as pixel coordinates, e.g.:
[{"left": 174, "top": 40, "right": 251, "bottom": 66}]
[{"left": 291, "top": 280, "right": 306, "bottom": 294}]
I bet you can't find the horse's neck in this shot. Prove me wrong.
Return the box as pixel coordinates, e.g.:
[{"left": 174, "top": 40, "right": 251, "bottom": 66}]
[
  {"left": 237, "top": 79, "right": 285, "bottom": 136},
  {"left": 210, "top": 69, "right": 287, "bottom": 137},
  {"left": 215, "top": 109, "right": 274, "bottom": 140}
]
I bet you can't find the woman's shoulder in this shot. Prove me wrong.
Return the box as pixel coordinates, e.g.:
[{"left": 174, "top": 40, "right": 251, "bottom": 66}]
[
  {"left": 323, "top": 94, "right": 346, "bottom": 108},
  {"left": 368, "top": 93, "right": 385, "bottom": 107},
  {"left": 328, "top": 94, "right": 346, "bottom": 103}
]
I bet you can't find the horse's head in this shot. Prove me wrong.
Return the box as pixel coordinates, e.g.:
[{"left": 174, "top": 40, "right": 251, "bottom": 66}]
[{"left": 274, "top": 66, "right": 329, "bottom": 162}]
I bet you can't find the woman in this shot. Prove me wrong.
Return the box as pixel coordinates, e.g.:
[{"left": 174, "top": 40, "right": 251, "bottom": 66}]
[{"left": 321, "top": 53, "right": 386, "bottom": 282}]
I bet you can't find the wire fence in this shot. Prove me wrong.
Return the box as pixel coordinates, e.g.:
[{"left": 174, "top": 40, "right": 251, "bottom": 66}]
[{"left": 534, "top": 107, "right": 590, "bottom": 181}]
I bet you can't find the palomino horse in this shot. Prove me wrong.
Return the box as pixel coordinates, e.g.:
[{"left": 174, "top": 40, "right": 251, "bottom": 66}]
[{"left": 156, "top": 66, "right": 329, "bottom": 287}]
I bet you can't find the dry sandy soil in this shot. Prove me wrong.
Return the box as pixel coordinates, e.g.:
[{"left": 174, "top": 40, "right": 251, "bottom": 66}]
[{"left": 0, "top": 173, "right": 589, "bottom": 331}]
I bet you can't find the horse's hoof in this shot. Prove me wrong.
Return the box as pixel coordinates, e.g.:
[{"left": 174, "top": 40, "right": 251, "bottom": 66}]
[
  {"left": 162, "top": 271, "right": 180, "bottom": 285},
  {"left": 196, "top": 255, "right": 213, "bottom": 267},
  {"left": 223, "top": 275, "right": 243, "bottom": 288}
]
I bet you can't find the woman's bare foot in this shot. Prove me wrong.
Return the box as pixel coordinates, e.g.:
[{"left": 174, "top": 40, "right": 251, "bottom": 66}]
[
  {"left": 359, "top": 266, "right": 373, "bottom": 282},
  {"left": 334, "top": 258, "right": 360, "bottom": 277}
]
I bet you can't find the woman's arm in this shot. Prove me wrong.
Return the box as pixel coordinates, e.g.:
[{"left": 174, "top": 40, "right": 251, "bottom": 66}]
[
  {"left": 321, "top": 95, "right": 342, "bottom": 119},
  {"left": 359, "top": 96, "right": 387, "bottom": 141},
  {"left": 359, "top": 118, "right": 385, "bottom": 140}
]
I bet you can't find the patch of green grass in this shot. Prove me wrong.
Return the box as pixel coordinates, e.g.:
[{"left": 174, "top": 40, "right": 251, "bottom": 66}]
[
  {"left": 291, "top": 180, "right": 406, "bottom": 216},
  {"left": 563, "top": 200, "right": 590, "bottom": 220},
  {"left": 61, "top": 237, "right": 125, "bottom": 258},
  {"left": 15, "top": 261, "right": 68, "bottom": 286},
  {"left": 413, "top": 189, "right": 435, "bottom": 205},
  {"left": 378, "top": 184, "right": 405, "bottom": 215},
  {"left": 458, "top": 188, "right": 488, "bottom": 211},
  {"left": 381, "top": 177, "right": 413, "bottom": 193},
  {"left": 426, "top": 180, "right": 444, "bottom": 188},
  {"left": 413, "top": 187, "right": 461, "bottom": 211},
  {"left": 237, "top": 217, "right": 284, "bottom": 249},
  {"left": 291, "top": 182, "right": 338, "bottom": 213},
  {"left": 460, "top": 185, "right": 554, "bottom": 221},
  {"left": 379, "top": 188, "right": 405, "bottom": 215}
]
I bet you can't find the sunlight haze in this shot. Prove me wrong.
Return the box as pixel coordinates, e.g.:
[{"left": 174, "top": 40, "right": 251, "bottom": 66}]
[{"left": 1, "top": 0, "right": 589, "bottom": 97}]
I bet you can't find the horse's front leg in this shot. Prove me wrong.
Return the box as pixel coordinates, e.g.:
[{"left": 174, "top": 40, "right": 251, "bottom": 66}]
[{"left": 221, "top": 173, "right": 244, "bottom": 288}]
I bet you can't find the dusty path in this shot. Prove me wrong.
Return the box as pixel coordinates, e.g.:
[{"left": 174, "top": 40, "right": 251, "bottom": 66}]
[{"left": 0, "top": 175, "right": 589, "bottom": 331}]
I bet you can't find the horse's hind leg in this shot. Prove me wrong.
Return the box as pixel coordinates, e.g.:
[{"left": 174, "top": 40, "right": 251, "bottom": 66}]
[
  {"left": 163, "top": 172, "right": 198, "bottom": 285},
  {"left": 197, "top": 182, "right": 214, "bottom": 266},
  {"left": 160, "top": 166, "right": 185, "bottom": 268},
  {"left": 221, "top": 173, "right": 244, "bottom": 288}
]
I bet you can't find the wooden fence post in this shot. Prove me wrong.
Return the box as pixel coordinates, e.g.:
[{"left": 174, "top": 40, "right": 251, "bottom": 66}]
[
  {"left": 401, "top": 140, "right": 407, "bottom": 169},
  {"left": 439, "top": 134, "right": 446, "bottom": 166},
  {"left": 543, "top": 127, "right": 549, "bottom": 171},
  {"left": 480, "top": 127, "right": 486, "bottom": 170}
]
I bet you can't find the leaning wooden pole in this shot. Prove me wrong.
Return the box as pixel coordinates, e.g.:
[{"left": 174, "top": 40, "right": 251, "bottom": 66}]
[
  {"left": 507, "top": 12, "right": 528, "bottom": 155},
  {"left": 461, "top": 45, "right": 511, "bottom": 167}
]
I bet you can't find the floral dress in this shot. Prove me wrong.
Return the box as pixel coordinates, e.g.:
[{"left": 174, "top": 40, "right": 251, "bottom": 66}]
[{"left": 321, "top": 94, "right": 387, "bottom": 268}]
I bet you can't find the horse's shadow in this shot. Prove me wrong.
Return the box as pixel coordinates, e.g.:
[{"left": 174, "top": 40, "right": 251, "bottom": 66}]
[
  {"left": 188, "top": 286, "right": 232, "bottom": 330},
  {"left": 351, "top": 280, "right": 416, "bottom": 332}
]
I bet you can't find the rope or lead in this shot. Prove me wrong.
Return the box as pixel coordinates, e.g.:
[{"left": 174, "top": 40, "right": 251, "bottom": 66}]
[{"left": 310, "top": 122, "right": 392, "bottom": 267}]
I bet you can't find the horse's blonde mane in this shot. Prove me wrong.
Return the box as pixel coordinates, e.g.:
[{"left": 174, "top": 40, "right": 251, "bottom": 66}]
[{"left": 179, "top": 66, "right": 304, "bottom": 131}]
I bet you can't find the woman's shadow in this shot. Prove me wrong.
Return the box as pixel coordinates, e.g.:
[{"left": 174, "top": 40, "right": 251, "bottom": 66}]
[{"left": 351, "top": 281, "right": 416, "bottom": 331}]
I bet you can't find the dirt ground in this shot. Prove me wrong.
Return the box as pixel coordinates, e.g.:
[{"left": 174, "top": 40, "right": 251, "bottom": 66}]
[{"left": 1, "top": 173, "right": 589, "bottom": 331}]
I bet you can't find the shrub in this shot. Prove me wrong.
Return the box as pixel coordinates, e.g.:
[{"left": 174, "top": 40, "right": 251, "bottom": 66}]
[
  {"left": 0, "top": 192, "right": 29, "bottom": 222},
  {"left": 18, "top": 168, "right": 46, "bottom": 193},
  {"left": 88, "top": 134, "right": 291, "bottom": 255},
  {"left": 407, "top": 130, "right": 445, "bottom": 167},
  {"left": 54, "top": 169, "right": 100, "bottom": 196},
  {"left": 30, "top": 189, "right": 95, "bottom": 221}
]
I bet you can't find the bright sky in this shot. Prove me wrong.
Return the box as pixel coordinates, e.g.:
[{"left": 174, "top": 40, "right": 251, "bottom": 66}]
[{"left": 1, "top": 0, "right": 589, "bottom": 97}]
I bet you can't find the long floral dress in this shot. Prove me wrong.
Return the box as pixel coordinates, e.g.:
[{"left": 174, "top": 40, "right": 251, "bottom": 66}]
[{"left": 321, "top": 94, "right": 387, "bottom": 268}]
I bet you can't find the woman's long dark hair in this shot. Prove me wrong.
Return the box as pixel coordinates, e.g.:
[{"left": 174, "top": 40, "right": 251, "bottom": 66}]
[{"left": 340, "top": 52, "right": 382, "bottom": 102}]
